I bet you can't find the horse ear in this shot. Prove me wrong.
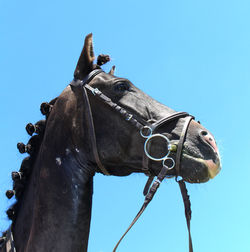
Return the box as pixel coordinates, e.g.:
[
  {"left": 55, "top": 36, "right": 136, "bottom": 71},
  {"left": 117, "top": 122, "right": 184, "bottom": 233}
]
[
  {"left": 74, "top": 33, "right": 95, "bottom": 80},
  {"left": 109, "top": 65, "right": 115, "bottom": 75}
]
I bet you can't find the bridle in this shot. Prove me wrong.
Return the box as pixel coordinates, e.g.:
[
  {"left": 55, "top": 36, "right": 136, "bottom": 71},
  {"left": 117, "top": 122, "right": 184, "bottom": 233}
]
[{"left": 70, "top": 69, "right": 194, "bottom": 252}]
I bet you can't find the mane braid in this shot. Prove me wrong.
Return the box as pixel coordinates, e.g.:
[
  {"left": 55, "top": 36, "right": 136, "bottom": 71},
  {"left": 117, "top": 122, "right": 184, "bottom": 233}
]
[{"left": 0, "top": 97, "right": 58, "bottom": 244}]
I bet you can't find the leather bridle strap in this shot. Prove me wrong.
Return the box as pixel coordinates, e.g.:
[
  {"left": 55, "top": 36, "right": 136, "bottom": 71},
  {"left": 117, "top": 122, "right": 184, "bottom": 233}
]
[
  {"left": 71, "top": 72, "right": 111, "bottom": 175},
  {"left": 84, "top": 83, "right": 144, "bottom": 130},
  {"left": 178, "top": 179, "right": 193, "bottom": 252},
  {"left": 175, "top": 116, "right": 194, "bottom": 178},
  {"left": 113, "top": 165, "right": 170, "bottom": 252},
  {"left": 81, "top": 86, "right": 110, "bottom": 175},
  {"left": 175, "top": 116, "right": 194, "bottom": 252},
  {"left": 113, "top": 181, "right": 194, "bottom": 252},
  {"left": 150, "top": 112, "right": 190, "bottom": 131}
]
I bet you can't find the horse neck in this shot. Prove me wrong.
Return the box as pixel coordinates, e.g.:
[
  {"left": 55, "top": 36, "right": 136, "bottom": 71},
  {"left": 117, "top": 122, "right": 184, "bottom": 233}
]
[
  {"left": 13, "top": 142, "right": 95, "bottom": 251},
  {"left": 13, "top": 87, "right": 96, "bottom": 251}
]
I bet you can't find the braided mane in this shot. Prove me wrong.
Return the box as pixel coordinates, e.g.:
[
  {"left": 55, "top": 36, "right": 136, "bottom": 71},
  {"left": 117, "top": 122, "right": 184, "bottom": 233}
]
[{"left": 0, "top": 98, "right": 57, "bottom": 245}]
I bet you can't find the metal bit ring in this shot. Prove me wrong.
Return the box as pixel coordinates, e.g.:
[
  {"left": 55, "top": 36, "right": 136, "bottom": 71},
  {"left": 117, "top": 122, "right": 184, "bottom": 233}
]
[
  {"left": 162, "top": 157, "right": 175, "bottom": 170},
  {"left": 144, "top": 133, "right": 170, "bottom": 161},
  {"left": 140, "top": 126, "right": 153, "bottom": 138}
]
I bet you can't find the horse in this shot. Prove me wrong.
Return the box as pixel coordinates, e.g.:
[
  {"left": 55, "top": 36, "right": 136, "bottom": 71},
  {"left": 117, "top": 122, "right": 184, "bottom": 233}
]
[{"left": 0, "top": 33, "right": 221, "bottom": 252}]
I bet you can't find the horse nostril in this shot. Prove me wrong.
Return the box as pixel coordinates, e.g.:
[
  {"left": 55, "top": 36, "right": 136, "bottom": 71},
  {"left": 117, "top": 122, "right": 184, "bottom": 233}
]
[
  {"left": 200, "top": 130, "right": 218, "bottom": 153},
  {"left": 201, "top": 131, "right": 208, "bottom": 136}
]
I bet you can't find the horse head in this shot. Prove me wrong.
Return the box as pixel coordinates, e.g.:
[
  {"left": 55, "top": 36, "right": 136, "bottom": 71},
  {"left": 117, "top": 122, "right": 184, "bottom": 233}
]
[{"left": 70, "top": 33, "right": 221, "bottom": 183}]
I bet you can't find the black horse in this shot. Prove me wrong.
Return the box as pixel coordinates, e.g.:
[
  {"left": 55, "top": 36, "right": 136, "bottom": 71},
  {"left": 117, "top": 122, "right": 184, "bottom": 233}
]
[{"left": 1, "top": 34, "right": 220, "bottom": 251}]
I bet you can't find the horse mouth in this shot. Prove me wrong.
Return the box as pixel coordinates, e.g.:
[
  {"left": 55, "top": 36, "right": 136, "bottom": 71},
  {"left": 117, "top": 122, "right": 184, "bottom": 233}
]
[
  {"left": 204, "top": 159, "right": 221, "bottom": 178},
  {"left": 181, "top": 152, "right": 221, "bottom": 183}
]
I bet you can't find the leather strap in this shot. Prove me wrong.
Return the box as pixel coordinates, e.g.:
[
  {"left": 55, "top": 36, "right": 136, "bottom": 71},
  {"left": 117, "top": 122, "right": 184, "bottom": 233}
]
[
  {"left": 114, "top": 178, "right": 194, "bottom": 252},
  {"left": 175, "top": 116, "right": 194, "bottom": 177},
  {"left": 143, "top": 175, "right": 154, "bottom": 196},
  {"left": 84, "top": 84, "right": 144, "bottom": 130},
  {"left": 81, "top": 86, "right": 110, "bottom": 175},
  {"left": 79, "top": 69, "right": 104, "bottom": 85},
  {"left": 71, "top": 72, "right": 110, "bottom": 175},
  {"left": 178, "top": 180, "right": 193, "bottom": 252},
  {"left": 113, "top": 165, "right": 169, "bottom": 252},
  {"left": 151, "top": 112, "right": 189, "bottom": 132}
]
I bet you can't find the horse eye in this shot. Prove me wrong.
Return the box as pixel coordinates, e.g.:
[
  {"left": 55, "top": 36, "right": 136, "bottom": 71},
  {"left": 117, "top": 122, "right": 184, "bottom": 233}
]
[{"left": 114, "top": 82, "right": 130, "bottom": 92}]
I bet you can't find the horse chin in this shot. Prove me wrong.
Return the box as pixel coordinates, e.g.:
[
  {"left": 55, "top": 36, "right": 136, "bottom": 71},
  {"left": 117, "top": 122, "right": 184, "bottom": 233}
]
[{"left": 181, "top": 153, "right": 221, "bottom": 184}]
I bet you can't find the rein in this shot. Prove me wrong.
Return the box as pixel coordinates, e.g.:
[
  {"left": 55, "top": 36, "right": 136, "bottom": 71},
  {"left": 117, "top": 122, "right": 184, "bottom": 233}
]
[{"left": 71, "top": 69, "right": 194, "bottom": 252}]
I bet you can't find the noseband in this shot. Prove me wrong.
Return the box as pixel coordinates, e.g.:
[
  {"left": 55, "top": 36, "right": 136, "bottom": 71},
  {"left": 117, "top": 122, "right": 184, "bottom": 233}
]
[{"left": 70, "top": 69, "right": 194, "bottom": 252}]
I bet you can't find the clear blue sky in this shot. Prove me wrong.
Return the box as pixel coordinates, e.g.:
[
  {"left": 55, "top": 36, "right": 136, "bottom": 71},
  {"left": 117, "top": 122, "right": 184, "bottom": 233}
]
[{"left": 1, "top": 0, "right": 250, "bottom": 251}]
